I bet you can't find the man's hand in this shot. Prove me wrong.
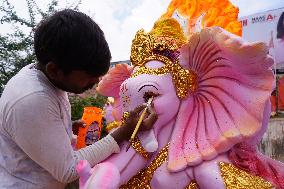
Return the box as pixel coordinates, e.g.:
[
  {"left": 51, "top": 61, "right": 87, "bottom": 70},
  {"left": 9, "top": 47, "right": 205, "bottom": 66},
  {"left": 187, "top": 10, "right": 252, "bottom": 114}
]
[
  {"left": 72, "top": 120, "right": 86, "bottom": 135},
  {"left": 110, "top": 105, "right": 158, "bottom": 144}
]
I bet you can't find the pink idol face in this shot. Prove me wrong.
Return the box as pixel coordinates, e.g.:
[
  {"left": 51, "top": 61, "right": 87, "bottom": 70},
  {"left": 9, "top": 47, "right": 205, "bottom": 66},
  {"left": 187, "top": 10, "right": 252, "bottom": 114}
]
[{"left": 120, "top": 60, "right": 181, "bottom": 132}]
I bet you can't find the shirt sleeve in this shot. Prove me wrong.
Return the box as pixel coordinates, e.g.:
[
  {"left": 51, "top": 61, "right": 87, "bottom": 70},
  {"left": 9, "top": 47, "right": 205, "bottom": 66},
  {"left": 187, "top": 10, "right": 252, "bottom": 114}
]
[{"left": 5, "top": 92, "right": 120, "bottom": 183}]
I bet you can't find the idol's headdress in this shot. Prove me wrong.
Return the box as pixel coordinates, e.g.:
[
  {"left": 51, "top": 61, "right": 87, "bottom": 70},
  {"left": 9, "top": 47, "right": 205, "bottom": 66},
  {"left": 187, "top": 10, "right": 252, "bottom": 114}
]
[
  {"left": 130, "top": 18, "right": 197, "bottom": 99},
  {"left": 99, "top": 1, "right": 242, "bottom": 100},
  {"left": 130, "top": 0, "right": 241, "bottom": 99}
]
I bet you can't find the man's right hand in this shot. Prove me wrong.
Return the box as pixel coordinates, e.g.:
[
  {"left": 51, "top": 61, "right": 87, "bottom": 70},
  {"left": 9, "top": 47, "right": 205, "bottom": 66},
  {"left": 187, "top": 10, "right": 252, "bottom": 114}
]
[{"left": 110, "top": 105, "right": 158, "bottom": 144}]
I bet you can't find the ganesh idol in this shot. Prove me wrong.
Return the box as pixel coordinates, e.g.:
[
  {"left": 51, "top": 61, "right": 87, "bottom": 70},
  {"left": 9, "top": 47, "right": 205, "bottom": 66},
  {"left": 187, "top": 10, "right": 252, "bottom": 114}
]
[{"left": 76, "top": 0, "right": 284, "bottom": 188}]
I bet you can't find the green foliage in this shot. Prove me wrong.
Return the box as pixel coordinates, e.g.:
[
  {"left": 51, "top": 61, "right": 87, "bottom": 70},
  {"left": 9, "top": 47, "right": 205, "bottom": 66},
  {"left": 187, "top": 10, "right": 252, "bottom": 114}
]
[
  {"left": 100, "top": 117, "right": 108, "bottom": 138},
  {"left": 69, "top": 94, "right": 108, "bottom": 138},
  {"left": 69, "top": 94, "right": 107, "bottom": 121},
  {"left": 0, "top": 0, "right": 59, "bottom": 94},
  {"left": 0, "top": 0, "right": 81, "bottom": 94}
]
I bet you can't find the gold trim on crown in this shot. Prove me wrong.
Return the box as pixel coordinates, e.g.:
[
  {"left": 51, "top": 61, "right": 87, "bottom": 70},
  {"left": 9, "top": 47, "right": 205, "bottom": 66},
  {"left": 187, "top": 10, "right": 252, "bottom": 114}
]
[
  {"left": 130, "top": 18, "right": 197, "bottom": 99},
  {"left": 130, "top": 18, "right": 187, "bottom": 68}
]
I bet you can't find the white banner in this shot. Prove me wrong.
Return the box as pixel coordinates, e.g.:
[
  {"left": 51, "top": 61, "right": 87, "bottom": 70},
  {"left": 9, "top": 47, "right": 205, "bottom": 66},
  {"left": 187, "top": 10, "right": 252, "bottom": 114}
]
[{"left": 240, "top": 8, "right": 284, "bottom": 70}]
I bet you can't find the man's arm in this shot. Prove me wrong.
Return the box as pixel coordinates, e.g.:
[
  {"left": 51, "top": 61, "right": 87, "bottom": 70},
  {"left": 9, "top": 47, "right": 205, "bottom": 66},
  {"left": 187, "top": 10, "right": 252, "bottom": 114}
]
[{"left": 6, "top": 92, "right": 157, "bottom": 183}]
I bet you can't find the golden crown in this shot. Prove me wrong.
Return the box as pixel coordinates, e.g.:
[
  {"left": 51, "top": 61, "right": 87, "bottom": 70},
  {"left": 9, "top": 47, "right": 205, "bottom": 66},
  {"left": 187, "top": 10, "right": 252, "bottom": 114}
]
[
  {"left": 130, "top": 18, "right": 187, "bottom": 67},
  {"left": 130, "top": 18, "right": 197, "bottom": 99}
]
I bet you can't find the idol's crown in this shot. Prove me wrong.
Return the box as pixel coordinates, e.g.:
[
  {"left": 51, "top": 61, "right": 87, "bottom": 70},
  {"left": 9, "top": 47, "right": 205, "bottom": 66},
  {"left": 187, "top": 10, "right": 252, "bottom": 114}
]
[{"left": 130, "top": 18, "right": 187, "bottom": 67}]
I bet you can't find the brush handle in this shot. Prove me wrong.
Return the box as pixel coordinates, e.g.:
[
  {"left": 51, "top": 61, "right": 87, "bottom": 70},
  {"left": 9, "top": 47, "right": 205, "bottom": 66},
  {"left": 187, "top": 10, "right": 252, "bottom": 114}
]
[
  {"left": 130, "top": 107, "right": 148, "bottom": 139},
  {"left": 130, "top": 96, "right": 153, "bottom": 139},
  {"left": 126, "top": 97, "right": 154, "bottom": 152}
]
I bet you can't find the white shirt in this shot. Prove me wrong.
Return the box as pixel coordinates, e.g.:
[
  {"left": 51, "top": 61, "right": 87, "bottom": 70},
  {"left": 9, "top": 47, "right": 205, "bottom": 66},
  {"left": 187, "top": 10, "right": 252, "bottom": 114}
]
[{"left": 0, "top": 64, "right": 120, "bottom": 189}]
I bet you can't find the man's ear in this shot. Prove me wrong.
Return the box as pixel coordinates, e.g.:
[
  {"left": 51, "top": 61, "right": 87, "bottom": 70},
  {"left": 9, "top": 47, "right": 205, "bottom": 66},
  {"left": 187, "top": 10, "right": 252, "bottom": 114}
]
[{"left": 45, "top": 62, "right": 63, "bottom": 80}]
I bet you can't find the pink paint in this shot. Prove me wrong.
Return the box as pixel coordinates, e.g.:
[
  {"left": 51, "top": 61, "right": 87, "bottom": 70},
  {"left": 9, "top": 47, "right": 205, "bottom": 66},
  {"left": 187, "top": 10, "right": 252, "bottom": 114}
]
[{"left": 76, "top": 160, "right": 120, "bottom": 189}]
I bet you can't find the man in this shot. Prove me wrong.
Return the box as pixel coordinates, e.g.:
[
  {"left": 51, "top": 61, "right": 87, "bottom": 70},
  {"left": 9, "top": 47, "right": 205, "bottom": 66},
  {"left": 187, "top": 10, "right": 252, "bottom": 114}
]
[{"left": 0, "top": 9, "right": 157, "bottom": 189}]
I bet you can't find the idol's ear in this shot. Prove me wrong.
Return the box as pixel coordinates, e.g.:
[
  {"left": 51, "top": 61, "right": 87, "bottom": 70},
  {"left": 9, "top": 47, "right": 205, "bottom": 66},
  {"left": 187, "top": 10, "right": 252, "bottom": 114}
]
[
  {"left": 96, "top": 64, "right": 133, "bottom": 98},
  {"left": 168, "top": 27, "right": 274, "bottom": 172}
]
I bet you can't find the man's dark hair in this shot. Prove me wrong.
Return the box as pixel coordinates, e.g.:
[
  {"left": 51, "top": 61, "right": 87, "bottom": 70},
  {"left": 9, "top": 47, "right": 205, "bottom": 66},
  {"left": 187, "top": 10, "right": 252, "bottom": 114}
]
[
  {"left": 277, "top": 12, "right": 284, "bottom": 39},
  {"left": 34, "top": 9, "right": 111, "bottom": 76}
]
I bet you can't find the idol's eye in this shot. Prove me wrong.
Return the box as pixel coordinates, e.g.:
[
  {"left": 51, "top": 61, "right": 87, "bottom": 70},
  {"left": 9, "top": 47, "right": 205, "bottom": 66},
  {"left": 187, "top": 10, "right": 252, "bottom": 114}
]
[{"left": 143, "top": 91, "right": 159, "bottom": 103}]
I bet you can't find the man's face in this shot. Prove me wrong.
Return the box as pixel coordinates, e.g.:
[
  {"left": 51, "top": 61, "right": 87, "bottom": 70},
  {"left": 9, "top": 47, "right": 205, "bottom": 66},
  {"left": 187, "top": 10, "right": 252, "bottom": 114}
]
[{"left": 53, "top": 70, "right": 100, "bottom": 94}]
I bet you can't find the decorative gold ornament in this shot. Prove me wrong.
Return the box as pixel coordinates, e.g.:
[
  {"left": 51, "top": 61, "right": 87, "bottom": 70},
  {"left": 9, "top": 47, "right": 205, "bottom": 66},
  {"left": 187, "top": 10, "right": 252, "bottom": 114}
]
[
  {"left": 106, "top": 121, "right": 121, "bottom": 132},
  {"left": 185, "top": 181, "right": 199, "bottom": 189},
  {"left": 130, "top": 137, "right": 151, "bottom": 159},
  {"left": 120, "top": 111, "right": 130, "bottom": 126},
  {"left": 219, "top": 162, "right": 274, "bottom": 189},
  {"left": 131, "top": 18, "right": 187, "bottom": 67},
  {"left": 150, "top": 18, "right": 187, "bottom": 46},
  {"left": 130, "top": 18, "right": 197, "bottom": 99},
  {"left": 120, "top": 144, "right": 198, "bottom": 189},
  {"left": 120, "top": 111, "right": 150, "bottom": 158},
  {"left": 119, "top": 144, "right": 168, "bottom": 189},
  {"left": 131, "top": 54, "right": 197, "bottom": 99}
]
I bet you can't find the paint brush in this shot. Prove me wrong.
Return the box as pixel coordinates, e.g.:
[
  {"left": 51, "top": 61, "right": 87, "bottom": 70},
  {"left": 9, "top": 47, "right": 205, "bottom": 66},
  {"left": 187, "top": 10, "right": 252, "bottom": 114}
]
[{"left": 126, "top": 96, "right": 154, "bottom": 151}]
